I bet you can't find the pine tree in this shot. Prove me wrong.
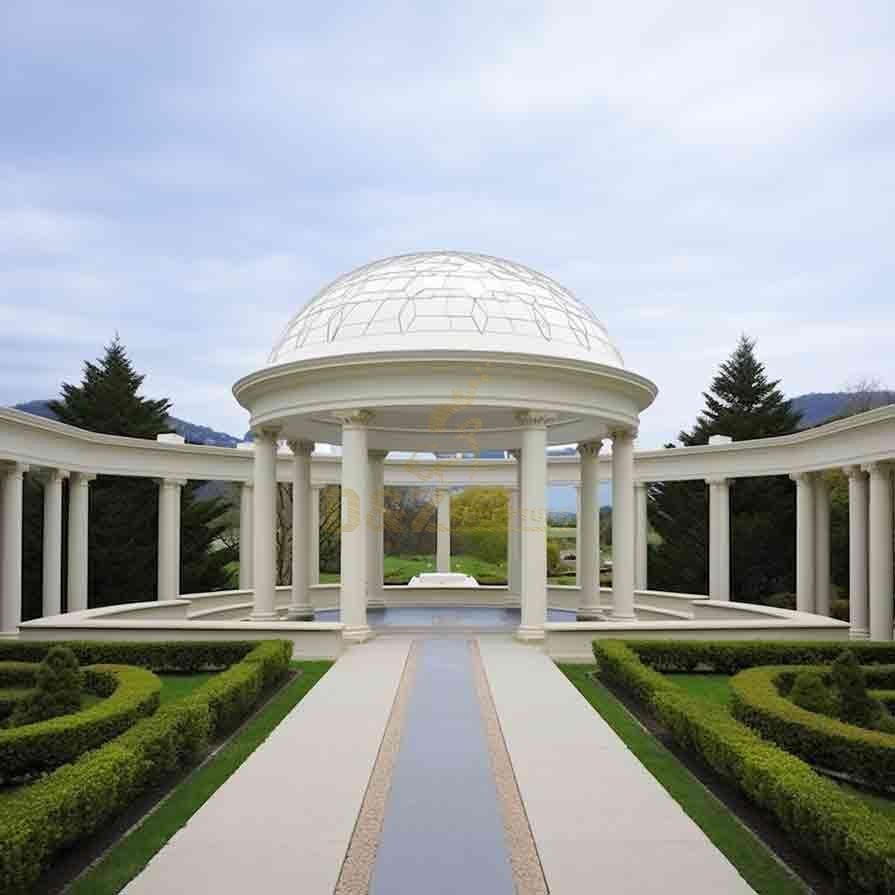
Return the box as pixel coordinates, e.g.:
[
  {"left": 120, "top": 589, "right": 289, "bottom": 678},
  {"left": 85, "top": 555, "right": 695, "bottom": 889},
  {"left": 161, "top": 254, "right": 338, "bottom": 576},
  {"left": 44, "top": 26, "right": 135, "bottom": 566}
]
[
  {"left": 649, "top": 336, "right": 802, "bottom": 602},
  {"left": 44, "top": 338, "right": 233, "bottom": 607}
]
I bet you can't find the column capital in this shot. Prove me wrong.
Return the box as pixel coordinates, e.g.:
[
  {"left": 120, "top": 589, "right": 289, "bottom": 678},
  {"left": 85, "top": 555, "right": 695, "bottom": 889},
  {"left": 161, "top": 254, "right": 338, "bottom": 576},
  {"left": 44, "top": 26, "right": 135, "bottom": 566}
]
[
  {"left": 577, "top": 440, "right": 603, "bottom": 459},
  {"left": 609, "top": 426, "right": 637, "bottom": 443},
  {"left": 335, "top": 409, "right": 375, "bottom": 428},
  {"left": 789, "top": 471, "right": 816, "bottom": 483},
  {"left": 843, "top": 465, "right": 867, "bottom": 479},
  {"left": 156, "top": 477, "right": 187, "bottom": 488},
  {"left": 287, "top": 439, "right": 315, "bottom": 457},
  {"left": 514, "top": 410, "right": 554, "bottom": 428},
  {"left": 34, "top": 467, "right": 68, "bottom": 485},
  {"left": 251, "top": 426, "right": 281, "bottom": 444},
  {"left": 705, "top": 476, "right": 729, "bottom": 486},
  {"left": 69, "top": 471, "right": 97, "bottom": 484},
  {"left": 863, "top": 461, "right": 893, "bottom": 478},
  {"left": 0, "top": 461, "right": 29, "bottom": 480}
]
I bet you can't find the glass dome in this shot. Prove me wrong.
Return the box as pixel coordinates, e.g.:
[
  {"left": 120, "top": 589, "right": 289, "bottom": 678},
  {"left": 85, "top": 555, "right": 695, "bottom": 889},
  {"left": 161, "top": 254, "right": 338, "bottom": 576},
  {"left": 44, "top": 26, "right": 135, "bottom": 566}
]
[{"left": 268, "top": 251, "right": 624, "bottom": 368}]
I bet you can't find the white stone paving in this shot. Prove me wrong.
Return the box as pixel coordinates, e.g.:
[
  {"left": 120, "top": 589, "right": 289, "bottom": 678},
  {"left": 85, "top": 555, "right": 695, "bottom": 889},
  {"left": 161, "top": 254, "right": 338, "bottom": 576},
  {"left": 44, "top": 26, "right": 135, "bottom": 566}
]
[
  {"left": 125, "top": 638, "right": 411, "bottom": 895},
  {"left": 478, "top": 638, "right": 756, "bottom": 895}
]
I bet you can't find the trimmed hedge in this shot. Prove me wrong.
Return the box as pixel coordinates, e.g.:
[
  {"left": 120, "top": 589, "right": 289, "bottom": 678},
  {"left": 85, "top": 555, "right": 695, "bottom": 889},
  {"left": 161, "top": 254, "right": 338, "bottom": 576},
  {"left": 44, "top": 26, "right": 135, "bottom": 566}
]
[
  {"left": 0, "top": 640, "right": 256, "bottom": 671},
  {"left": 0, "top": 665, "right": 161, "bottom": 779},
  {"left": 621, "top": 639, "right": 895, "bottom": 674},
  {"left": 730, "top": 664, "right": 895, "bottom": 790},
  {"left": 0, "top": 662, "right": 38, "bottom": 688},
  {"left": 0, "top": 639, "right": 292, "bottom": 894},
  {"left": 594, "top": 641, "right": 895, "bottom": 894}
]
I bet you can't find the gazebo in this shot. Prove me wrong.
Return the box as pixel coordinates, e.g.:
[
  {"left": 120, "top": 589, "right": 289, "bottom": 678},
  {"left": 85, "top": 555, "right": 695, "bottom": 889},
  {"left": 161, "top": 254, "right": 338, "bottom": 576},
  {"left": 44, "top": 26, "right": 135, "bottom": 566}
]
[{"left": 233, "top": 251, "right": 657, "bottom": 642}]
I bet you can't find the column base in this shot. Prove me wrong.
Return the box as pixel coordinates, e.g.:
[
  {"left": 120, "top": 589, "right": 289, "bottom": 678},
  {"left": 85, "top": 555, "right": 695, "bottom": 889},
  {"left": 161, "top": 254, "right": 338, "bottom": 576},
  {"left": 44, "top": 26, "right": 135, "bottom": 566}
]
[
  {"left": 285, "top": 604, "right": 315, "bottom": 621},
  {"left": 342, "top": 625, "right": 374, "bottom": 643},
  {"left": 249, "top": 610, "right": 281, "bottom": 622},
  {"left": 849, "top": 626, "right": 870, "bottom": 640},
  {"left": 576, "top": 607, "right": 605, "bottom": 622},
  {"left": 515, "top": 625, "right": 545, "bottom": 643}
]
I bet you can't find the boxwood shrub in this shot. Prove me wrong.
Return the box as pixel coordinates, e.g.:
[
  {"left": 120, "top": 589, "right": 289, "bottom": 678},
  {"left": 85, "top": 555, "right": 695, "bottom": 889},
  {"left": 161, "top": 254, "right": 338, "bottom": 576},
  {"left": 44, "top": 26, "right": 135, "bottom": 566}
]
[
  {"left": 0, "top": 662, "right": 38, "bottom": 688},
  {"left": 0, "top": 639, "right": 292, "bottom": 894},
  {"left": 729, "top": 664, "right": 895, "bottom": 790},
  {"left": 594, "top": 640, "right": 895, "bottom": 894},
  {"left": 621, "top": 639, "right": 895, "bottom": 674},
  {"left": 0, "top": 665, "right": 161, "bottom": 779}
]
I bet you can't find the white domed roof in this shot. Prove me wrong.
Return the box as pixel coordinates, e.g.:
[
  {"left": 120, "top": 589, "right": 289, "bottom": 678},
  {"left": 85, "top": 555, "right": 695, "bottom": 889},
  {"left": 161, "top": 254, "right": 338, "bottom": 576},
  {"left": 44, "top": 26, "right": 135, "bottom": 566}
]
[{"left": 268, "top": 251, "right": 624, "bottom": 368}]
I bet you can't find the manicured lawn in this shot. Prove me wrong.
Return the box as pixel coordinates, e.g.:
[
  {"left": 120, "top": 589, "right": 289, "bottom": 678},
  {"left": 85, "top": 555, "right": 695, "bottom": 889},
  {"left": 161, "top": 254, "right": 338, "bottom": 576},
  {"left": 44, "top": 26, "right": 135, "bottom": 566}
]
[
  {"left": 667, "top": 673, "right": 733, "bottom": 708},
  {"left": 69, "top": 661, "right": 332, "bottom": 895},
  {"left": 559, "top": 664, "right": 807, "bottom": 895},
  {"left": 157, "top": 672, "right": 217, "bottom": 705}
]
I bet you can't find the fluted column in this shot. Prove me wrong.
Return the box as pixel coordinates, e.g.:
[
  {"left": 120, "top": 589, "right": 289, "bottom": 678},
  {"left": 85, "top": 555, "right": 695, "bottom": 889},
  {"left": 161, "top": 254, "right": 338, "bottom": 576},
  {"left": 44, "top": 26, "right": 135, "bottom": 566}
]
[
  {"left": 866, "top": 462, "right": 894, "bottom": 641},
  {"left": 41, "top": 469, "right": 65, "bottom": 617},
  {"left": 577, "top": 441, "right": 602, "bottom": 620},
  {"left": 67, "top": 471, "right": 94, "bottom": 612},
  {"left": 634, "top": 481, "right": 648, "bottom": 592},
  {"left": 367, "top": 450, "right": 387, "bottom": 608},
  {"left": 1, "top": 463, "right": 27, "bottom": 632},
  {"left": 611, "top": 428, "right": 636, "bottom": 620},
  {"left": 157, "top": 478, "right": 185, "bottom": 601},
  {"left": 309, "top": 484, "right": 322, "bottom": 587},
  {"left": 340, "top": 410, "right": 373, "bottom": 641},
  {"left": 436, "top": 487, "right": 451, "bottom": 573},
  {"left": 251, "top": 428, "right": 280, "bottom": 620},
  {"left": 814, "top": 475, "right": 831, "bottom": 617},
  {"left": 238, "top": 482, "right": 254, "bottom": 589},
  {"left": 845, "top": 466, "right": 870, "bottom": 639},
  {"left": 287, "top": 441, "right": 314, "bottom": 619},
  {"left": 791, "top": 472, "right": 816, "bottom": 614},
  {"left": 707, "top": 477, "right": 731, "bottom": 601},
  {"left": 517, "top": 413, "right": 548, "bottom": 640}
]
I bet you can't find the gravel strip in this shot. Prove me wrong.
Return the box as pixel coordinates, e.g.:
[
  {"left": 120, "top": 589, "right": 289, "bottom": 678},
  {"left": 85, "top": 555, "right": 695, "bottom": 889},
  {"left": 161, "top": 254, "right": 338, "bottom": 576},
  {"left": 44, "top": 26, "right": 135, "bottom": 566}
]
[
  {"left": 334, "top": 640, "right": 420, "bottom": 895},
  {"left": 470, "top": 640, "right": 549, "bottom": 895}
]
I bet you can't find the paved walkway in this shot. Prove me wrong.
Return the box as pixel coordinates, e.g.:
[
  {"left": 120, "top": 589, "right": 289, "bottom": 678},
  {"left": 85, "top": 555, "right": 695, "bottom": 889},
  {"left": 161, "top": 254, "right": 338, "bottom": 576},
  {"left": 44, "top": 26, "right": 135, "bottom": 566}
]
[
  {"left": 479, "top": 638, "right": 754, "bottom": 894},
  {"left": 125, "top": 638, "right": 411, "bottom": 895},
  {"left": 125, "top": 634, "right": 754, "bottom": 894}
]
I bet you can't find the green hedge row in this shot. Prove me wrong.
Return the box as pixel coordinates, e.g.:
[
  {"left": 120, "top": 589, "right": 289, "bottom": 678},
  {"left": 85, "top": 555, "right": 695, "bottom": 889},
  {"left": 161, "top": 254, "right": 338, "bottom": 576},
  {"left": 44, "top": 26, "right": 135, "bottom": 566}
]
[
  {"left": 622, "top": 639, "right": 895, "bottom": 674},
  {"left": 0, "top": 641, "right": 256, "bottom": 671},
  {"left": 594, "top": 640, "right": 895, "bottom": 894},
  {"left": 0, "top": 662, "right": 38, "bottom": 688},
  {"left": 0, "top": 640, "right": 292, "bottom": 894},
  {"left": 0, "top": 665, "right": 161, "bottom": 779},
  {"left": 730, "top": 665, "right": 895, "bottom": 790}
]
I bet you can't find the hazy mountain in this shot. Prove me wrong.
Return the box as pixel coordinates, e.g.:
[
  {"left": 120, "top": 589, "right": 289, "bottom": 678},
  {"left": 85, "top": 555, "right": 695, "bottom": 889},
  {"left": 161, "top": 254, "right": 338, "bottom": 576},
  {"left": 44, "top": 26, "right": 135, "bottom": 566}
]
[{"left": 790, "top": 391, "right": 895, "bottom": 428}]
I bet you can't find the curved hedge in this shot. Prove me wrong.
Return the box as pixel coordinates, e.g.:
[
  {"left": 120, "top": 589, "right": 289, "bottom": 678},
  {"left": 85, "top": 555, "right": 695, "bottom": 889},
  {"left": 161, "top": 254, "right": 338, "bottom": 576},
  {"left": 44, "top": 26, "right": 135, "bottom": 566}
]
[
  {"left": 0, "top": 662, "right": 38, "bottom": 688},
  {"left": 0, "top": 665, "right": 161, "bottom": 779},
  {"left": 730, "top": 664, "right": 895, "bottom": 790},
  {"left": 0, "top": 639, "right": 292, "bottom": 894},
  {"left": 594, "top": 640, "right": 895, "bottom": 894}
]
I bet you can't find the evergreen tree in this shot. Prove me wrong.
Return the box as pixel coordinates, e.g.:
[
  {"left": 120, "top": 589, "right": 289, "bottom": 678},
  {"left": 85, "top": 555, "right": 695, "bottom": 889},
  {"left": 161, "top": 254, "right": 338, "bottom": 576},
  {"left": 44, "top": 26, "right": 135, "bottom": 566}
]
[
  {"left": 43, "top": 338, "right": 233, "bottom": 607},
  {"left": 649, "top": 336, "right": 802, "bottom": 602}
]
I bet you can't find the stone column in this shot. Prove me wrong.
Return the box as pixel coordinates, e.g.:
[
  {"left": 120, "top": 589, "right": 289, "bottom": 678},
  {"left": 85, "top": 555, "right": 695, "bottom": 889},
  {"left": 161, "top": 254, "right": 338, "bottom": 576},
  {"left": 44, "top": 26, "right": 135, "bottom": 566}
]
[
  {"left": 611, "top": 428, "right": 636, "bottom": 620},
  {"left": 41, "top": 468, "right": 65, "bottom": 618},
  {"left": 634, "top": 481, "right": 648, "bottom": 592},
  {"left": 577, "top": 441, "right": 602, "bottom": 620},
  {"left": 506, "top": 485, "right": 519, "bottom": 594},
  {"left": 0, "top": 463, "right": 27, "bottom": 633},
  {"left": 67, "top": 471, "right": 94, "bottom": 612},
  {"left": 517, "top": 413, "right": 548, "bottom": 640},
  {"left": 866, "top": 462, "right": 894, "bottom": 641},
  {"left": 436, "top": 487, "right": 451, "bottom": 573},
  {"left": 574, "top": 484, "right": 582, "bottom": 586},
  {"left": 707, "top": 477, "right": 731, "bottom": 601},
  {"left": 287, "top": 441, "right": 315, "bottom": 619},
  {"left": 238, "top": 482, "right": 254, "bottom": 589},
  {"left": 251, "top": 428, "right": 280, "bottom": 620},
  {"left": 309, "top": 484, "right": 322, "bottom": 586},
  {"left": 845, "top": 466, "right": 870, "bottom": 639},
  {"left": 367, "top": 450, "right": 387, "bottom": 608},
  {"left": 814, "top": 475, "right": 832, "bottom": 617},
  {"left": 340, "top": 410, "right": 373, "bottom": 641},
  {"left": 157, "top": 478, "right": 185, "bottom": 601},
  {"left": 791, "top": 472, "right": 816, "bottom": 614}
]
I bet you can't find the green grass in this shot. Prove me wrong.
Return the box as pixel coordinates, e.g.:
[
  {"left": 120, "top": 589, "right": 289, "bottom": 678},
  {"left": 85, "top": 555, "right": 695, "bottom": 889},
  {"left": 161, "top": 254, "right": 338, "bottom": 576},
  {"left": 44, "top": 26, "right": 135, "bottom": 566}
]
[
  {"left": 157, "top": 673, "right": 217, "bottom": 705},
  {"left": 69, "top": 661, "right": 332, "bottom": 895},
  {"left": 559, "top": 664, "right": 807, "bottom": 895},
  {"left": 667, "top": 673, "right": 733, "bottom": 708}
]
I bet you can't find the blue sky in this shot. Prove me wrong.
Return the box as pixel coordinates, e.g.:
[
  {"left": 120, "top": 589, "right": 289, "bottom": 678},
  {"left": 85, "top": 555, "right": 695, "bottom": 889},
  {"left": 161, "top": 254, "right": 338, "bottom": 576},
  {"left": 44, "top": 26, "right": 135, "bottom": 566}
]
[{"left": 2, "top": 1, "right": 894, "bottom": 452}]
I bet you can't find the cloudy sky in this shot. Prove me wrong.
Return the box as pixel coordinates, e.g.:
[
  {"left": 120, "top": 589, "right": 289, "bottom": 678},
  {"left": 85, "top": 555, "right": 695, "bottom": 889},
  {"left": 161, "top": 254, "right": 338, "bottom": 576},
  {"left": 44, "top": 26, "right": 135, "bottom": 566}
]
[{"left": 2, "top": 1, "right": 893, "bottom": 448}]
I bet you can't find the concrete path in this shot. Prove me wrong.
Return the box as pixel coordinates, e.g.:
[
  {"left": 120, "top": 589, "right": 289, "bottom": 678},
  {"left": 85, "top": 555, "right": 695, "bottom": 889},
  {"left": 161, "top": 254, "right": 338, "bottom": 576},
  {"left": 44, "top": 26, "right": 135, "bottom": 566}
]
[
  {"left": 479, "top": 638, "right": 755, "bottom": 894},
  {"left": 125, "top": 638, "right": 411, "bottom": 895}
]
